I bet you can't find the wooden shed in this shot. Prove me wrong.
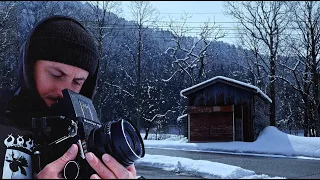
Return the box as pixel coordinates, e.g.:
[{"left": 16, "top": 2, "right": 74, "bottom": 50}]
[{"left": 180, "top": 76, "right": 271, "bottom": 142}]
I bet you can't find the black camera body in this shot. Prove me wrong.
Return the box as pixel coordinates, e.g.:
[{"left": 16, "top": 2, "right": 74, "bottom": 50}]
[{"left": 32, "top": 89, "right": 145, "bottom": 179}]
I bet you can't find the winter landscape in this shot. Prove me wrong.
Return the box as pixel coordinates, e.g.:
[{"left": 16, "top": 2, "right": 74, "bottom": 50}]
[{"left": 1, "top": 1, "right": 320, "bottom": 179}]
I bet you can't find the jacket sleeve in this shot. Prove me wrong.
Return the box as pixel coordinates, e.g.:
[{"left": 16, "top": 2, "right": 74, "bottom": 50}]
[{"left": 0, "top": 122, "right": 35, "bottom": 179}]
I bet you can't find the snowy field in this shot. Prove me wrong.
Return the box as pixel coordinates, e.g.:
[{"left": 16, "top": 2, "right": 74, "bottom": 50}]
[{"left": 135, "top": 126, "right": 320, "bottom": 179}]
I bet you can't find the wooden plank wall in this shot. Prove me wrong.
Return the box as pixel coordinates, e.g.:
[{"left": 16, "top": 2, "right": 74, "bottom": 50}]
[{"left": 189, "top": 112, "right": 233, "bottom": 142}]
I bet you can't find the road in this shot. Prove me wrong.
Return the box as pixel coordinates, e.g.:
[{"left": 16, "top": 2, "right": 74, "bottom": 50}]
[
  {"left": 135, "top": 148, "right": 320, "bottom": 179},
  {"left": 135, "top": 166, "right": 202, "bottom": 179}
]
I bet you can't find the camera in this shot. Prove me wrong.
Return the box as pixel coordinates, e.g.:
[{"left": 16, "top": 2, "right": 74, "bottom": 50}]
[{"left": 31, "top": 89, "right": 145, "bottom": 179}]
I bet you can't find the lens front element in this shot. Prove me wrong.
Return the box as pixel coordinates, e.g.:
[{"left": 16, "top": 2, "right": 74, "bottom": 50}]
[
  {"left": 89, "top": 119, "right": 145, "bottom": 167},
  {"left": 122, "top": 120, "right": 144, "bottom": 158}
]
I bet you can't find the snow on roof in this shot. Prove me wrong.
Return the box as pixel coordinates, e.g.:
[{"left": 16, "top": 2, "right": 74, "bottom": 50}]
[{"left": 180, "top": 76, "right": 272, "bottom": 103}]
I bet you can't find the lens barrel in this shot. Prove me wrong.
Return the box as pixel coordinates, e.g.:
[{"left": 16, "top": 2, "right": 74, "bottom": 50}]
[{"left": 88, "top": 119, "right": 145, "bottom": 167}]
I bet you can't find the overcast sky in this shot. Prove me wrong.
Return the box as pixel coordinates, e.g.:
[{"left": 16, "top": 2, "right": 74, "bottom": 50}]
[{"left": 119, "top": 1, "right": 238, "bottom": 45}]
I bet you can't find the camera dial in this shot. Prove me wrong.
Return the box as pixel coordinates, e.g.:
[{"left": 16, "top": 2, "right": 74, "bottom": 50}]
[{"left": 63, "top": 160, "right": 80, "bottom": 179}]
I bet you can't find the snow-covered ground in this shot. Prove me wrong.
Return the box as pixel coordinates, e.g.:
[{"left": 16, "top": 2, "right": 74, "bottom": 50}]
[{"left": 135, "top": 126, "right": 320, "bottom": 179}]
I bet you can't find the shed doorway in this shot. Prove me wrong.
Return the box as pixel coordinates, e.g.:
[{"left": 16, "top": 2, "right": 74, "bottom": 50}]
[{"left": 234, "top": 105, "right": 243, "bottom": 141}]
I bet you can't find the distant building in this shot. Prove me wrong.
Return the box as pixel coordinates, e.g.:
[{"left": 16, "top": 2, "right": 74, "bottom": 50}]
[{"left": 180, "top": 76, "right": 271, "bottom": 142}]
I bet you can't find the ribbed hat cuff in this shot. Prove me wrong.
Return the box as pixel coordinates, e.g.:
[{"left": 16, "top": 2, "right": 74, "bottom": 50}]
[{"left": 28, "top": 37, "right": 98, "bottom": 76}]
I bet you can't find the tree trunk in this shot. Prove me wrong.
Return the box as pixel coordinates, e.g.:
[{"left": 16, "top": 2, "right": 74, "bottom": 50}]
[
  {"left": 303, "top": 97, "right": 309, "bottom": 137},
  {"left": 144, "top": 127, "right": 149, "bottom": 140},
  {"left": 314, "top": 73, "right": 320, "bottom": 137},
  {"left": 136, "top": 25, "right": 142, "bottom": 131},
  {"left": 269, "top": 54, "right": 276, "bottom": 126}
]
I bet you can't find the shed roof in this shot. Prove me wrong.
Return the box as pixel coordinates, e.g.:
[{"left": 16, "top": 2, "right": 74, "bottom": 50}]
[{"left": 180, "top": 76, "right": 272, "bottom": 103}]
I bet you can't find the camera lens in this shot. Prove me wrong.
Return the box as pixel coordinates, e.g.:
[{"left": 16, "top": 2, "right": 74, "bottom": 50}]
[
  {"left": 124, "top": 129, "right": 135, "bottom": 150},
  {"left": 88, "top": 119, "right": 145, "bottom": 167},
  {"left": 123, "top": 121, "right": 144, "bottom": 157}
]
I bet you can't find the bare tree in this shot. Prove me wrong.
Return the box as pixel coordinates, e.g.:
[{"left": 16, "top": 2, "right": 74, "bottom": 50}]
[
  {"left": 225, "top": 1, "right": 290, "bottom": 126},
  {"left": 84, "top": 1, "right": 122, "bottom": 121},
  {"left": 163, "top": 13, "right": 225, "bottom": 86},
  {"left": 86, "top": 1, "right": 121, "bottom": 64},
  {"left": 237, "top": 26, "right": 268, "bottom": 91},
  {"left": 279, "top": 1, "right": 320, "bottom": 136},
  {"left": 127, "top": 1, "right": 159, "bottom": 130}
]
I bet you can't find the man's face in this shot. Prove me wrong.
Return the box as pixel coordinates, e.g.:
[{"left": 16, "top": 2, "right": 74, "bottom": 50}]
[{"left": 34, "top": 60, "right": 89, "bottom": 107}]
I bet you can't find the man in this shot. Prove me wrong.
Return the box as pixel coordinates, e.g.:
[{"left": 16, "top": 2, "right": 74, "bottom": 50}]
[{"left": 0, "top": 15, "right": 136, "bottom": 179}]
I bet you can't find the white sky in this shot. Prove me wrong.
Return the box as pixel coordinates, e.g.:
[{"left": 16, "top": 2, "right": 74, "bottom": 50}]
[
  {"left": 136, "top": 126, "right": 320, "bottom": 179},
  {"left": 119, "top": 1, "right": 238, "bottom": 45}
]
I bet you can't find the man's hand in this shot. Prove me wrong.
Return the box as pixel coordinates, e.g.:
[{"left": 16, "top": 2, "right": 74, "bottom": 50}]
[
  {"left": 37, "top": 144, "right": 78, "bottom": 179},
  {"left": 85, "top": 152, "right": 136, "bottom": 179}
]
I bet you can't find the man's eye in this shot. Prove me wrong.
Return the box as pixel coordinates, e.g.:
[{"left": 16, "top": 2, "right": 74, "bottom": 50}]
[
  {"left": 73, "top": 81, "right": 81, "bottom": 86},
  {"left": 51, "top": 73, "right": 61, "bottom": 78}
]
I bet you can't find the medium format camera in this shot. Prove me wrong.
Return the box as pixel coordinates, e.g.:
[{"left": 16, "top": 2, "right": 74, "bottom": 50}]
[{"left": 31, "top": 89, "right": 145, "bottom": 179}]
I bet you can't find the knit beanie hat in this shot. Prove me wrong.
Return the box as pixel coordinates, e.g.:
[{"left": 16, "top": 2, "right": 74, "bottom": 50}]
[
  {"left": 28, "top": 16, "right": 98, "bottom": 76},
  {"left": 19, "top": 15, "right": 99, "bottom": 99}
]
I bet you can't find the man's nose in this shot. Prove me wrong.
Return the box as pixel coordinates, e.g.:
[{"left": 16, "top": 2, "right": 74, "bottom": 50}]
[
  {"left": 56, "top": 83, "right": 71, "bottom": 98},
  {"left": 58, "top": 80, "right": 77, "bottom": 97}
]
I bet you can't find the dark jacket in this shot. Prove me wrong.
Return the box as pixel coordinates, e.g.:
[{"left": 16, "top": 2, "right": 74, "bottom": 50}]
[
  {"left": 0, "top": 15, "right": 98, "bottom": 179},
  {"left": 0, "top": 89, "right": 36, "bottom": 179}
]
